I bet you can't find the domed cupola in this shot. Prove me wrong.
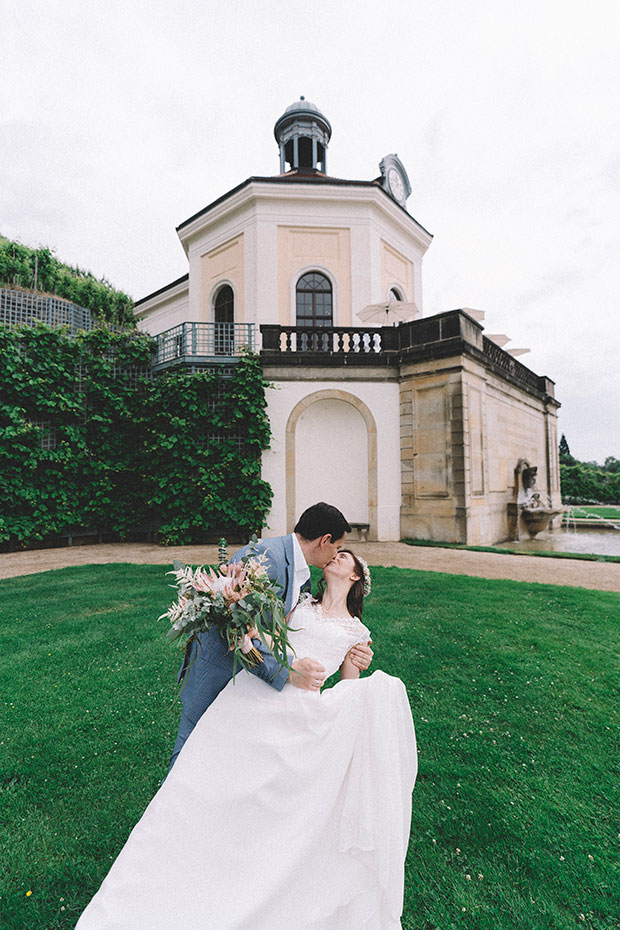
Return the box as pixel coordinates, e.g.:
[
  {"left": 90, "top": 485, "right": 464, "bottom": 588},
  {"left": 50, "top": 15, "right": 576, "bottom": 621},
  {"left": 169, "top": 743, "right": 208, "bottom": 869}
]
[{"left": 274, "top": 96, "right": 332, "bottom": 174}]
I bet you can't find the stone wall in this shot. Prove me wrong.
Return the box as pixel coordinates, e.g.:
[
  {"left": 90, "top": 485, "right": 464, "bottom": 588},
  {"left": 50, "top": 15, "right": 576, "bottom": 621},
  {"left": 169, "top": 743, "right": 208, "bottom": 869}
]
[
  {"left": 399, "top": 363, "right": 468, "bottom": 542},
  {"left": 399, "top": 346, "right": 561, "bottom": 546}
]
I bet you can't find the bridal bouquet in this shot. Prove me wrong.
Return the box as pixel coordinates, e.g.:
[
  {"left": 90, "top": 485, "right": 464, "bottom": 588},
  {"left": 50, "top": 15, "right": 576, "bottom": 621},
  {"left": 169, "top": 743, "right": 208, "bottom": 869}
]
[{"left": 160, "top": 536, "right": 293, "bottom": 678}]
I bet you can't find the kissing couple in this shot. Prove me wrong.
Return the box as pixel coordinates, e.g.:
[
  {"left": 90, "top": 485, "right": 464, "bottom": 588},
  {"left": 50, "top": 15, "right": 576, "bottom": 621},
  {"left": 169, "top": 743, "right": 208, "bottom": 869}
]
[{"left": 77, "top": 502, "right": 418, "bottom": 930}]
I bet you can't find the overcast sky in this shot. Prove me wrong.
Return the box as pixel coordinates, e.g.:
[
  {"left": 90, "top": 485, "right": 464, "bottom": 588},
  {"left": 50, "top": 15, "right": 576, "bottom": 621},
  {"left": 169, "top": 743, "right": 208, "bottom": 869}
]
[{"left": 2, "top": 0, "right": 619, "bottom": 462}]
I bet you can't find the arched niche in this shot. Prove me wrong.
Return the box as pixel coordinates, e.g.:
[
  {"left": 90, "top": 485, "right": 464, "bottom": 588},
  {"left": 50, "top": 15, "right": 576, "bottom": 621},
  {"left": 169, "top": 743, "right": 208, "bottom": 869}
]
[{"left": 285, "top": 389, "right": 378, "bottom": 540}]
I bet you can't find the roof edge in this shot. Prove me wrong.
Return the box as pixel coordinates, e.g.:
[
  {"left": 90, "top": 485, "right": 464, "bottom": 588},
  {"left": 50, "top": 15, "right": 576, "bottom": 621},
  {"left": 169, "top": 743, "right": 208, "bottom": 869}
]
[
  {"left": 176, "top": 176, "right": 433, "bottom": 239},
  {"left": 134, "top": 272, "right": 189, "bottom": 308}
]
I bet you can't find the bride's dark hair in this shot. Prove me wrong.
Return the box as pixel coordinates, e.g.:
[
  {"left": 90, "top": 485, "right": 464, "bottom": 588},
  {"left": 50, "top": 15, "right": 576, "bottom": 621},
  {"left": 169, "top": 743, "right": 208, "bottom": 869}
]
[{"left": 314, "top": 549, "right": 366, "bottom": 619}]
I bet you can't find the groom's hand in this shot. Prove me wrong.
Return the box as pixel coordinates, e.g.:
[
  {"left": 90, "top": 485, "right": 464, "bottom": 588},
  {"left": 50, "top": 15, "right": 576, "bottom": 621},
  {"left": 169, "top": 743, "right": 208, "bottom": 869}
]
[
  {"left": 346, "top": 640, "right": 373, "bottom": 671},
  {"left": 289, "top": 657, "right": 326, "bottom": 692}
]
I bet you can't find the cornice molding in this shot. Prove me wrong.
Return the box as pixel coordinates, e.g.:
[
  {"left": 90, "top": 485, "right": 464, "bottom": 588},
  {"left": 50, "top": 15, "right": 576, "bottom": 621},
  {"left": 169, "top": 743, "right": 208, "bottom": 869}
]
[{"left": 177, "top": 179, "right": 433, "bottom": 253}]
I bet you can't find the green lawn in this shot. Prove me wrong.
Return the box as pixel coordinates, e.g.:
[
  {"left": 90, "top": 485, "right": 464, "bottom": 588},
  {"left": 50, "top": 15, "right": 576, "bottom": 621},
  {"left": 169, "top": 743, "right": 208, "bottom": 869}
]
[
  {"left": 1, "top": 564, "right": 618, "bottom": 930},
  {"left": 567, "top": 506, "right": 620, "bottom": 521}
]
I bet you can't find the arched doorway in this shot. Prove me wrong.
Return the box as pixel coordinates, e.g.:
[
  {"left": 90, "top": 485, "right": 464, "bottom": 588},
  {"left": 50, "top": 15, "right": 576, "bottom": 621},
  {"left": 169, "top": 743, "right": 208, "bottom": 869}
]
[{"left": 285, "top": 390, "right": 378, "bottom": 539}]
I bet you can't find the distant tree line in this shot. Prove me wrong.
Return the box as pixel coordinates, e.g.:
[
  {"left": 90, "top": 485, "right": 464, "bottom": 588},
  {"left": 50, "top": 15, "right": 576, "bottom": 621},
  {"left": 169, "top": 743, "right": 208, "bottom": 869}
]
[
  {"left": 0, "top": 235, "right": 134, "bottom": 327},
  {"left": 559, "top": 434, "right": 620, "bottom": 503}
]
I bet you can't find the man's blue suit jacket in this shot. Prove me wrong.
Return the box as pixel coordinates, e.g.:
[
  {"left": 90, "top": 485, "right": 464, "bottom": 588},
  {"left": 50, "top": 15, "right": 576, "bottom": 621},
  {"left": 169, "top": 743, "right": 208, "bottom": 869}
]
[{"left": 168, "top": 534, "right": 308, "bottom": 770}]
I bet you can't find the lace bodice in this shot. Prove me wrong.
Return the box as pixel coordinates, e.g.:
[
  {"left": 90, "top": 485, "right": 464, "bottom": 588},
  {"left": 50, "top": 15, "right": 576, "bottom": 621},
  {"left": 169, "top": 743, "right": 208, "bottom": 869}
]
[{"left": 287, "top": 596, "right": 372, "bottom": 678}]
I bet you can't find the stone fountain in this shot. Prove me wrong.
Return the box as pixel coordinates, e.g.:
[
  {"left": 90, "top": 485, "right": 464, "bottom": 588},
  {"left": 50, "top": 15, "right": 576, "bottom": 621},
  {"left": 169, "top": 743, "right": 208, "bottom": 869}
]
[{"left": 507, "top": 458, "right": 562, "bottom": 540}]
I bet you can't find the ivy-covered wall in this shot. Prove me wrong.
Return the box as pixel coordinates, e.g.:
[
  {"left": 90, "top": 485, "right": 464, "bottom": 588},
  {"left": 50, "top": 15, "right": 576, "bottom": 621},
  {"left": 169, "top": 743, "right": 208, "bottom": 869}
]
[{"left": 0, "top": 326, "right": 272, "bottom": 547}]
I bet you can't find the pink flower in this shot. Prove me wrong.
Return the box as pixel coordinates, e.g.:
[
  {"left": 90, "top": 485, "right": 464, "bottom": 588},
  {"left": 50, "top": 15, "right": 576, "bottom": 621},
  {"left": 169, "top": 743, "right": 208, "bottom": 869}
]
[
  {"left": 226, "top": 562, "right": 248, "bottom": 587},
  {"left": 192, "top": 566, "right": 225, "bottom": 594}
]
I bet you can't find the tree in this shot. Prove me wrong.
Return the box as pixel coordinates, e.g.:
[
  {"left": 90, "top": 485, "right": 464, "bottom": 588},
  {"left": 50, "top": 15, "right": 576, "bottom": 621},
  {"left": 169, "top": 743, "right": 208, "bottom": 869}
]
[{"left": 559, "top": 433, "right": 575, "bottom": 465}]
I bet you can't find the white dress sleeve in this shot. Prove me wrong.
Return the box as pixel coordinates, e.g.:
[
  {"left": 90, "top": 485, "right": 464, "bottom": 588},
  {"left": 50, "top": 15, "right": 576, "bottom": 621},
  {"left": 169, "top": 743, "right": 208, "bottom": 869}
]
[{"left": 338, "top": 616, "right": 372, "bottom": 644}]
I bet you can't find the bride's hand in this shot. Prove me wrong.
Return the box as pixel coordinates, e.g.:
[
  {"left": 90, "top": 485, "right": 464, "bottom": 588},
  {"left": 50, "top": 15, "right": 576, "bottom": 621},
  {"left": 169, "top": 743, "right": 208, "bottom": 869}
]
[
  {"left": 288, "top": 657, "right": 326, "bottom": 691},
  {"left": 346, "top": 640, "right": 373, "bottom": 671}
]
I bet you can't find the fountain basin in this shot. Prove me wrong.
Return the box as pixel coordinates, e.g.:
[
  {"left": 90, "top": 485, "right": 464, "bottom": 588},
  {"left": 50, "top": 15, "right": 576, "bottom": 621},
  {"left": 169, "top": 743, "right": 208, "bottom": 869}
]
[
  {"left": 521, "top": 507, "right": 562, "bottom": 538},
  {"left": 497, "top": 527, "right": 620, "bottom": 556}
]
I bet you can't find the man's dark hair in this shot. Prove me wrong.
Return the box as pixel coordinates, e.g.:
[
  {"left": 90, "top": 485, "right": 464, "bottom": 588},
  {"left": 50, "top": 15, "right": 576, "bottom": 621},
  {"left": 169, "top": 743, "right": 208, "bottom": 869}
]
[{"left": 294, "top": 502, "right": 351, "bottom": 542}]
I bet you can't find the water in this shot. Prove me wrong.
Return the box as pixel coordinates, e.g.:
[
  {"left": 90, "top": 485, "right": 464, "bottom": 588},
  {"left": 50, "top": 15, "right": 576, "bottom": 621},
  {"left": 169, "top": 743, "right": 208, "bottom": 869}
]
[{"left": 496, "top": 527, "right": 620, "bottom": 558}]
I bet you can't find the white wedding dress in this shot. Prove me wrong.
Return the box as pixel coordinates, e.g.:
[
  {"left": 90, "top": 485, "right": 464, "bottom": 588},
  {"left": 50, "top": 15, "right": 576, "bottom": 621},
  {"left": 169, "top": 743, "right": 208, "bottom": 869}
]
[{"left": 76, "top": 597, "right": 417, "bottom": 930}]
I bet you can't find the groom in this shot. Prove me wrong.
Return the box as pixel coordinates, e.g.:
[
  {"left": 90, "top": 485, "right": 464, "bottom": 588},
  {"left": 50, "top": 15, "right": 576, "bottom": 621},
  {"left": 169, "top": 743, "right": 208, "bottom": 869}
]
[{"left": 168, "top": 502, "right": 373, "bottom": 770}]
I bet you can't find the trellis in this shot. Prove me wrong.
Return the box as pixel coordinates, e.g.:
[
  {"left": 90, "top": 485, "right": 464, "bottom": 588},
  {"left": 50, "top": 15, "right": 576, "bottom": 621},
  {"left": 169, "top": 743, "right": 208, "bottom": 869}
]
[{"left": 0, "top": 287, "right": 124, "bottom": 335}]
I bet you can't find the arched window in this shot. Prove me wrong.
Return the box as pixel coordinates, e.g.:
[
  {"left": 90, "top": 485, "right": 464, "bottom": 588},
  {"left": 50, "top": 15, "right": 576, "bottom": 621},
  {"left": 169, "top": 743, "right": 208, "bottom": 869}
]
[
  {"left": 388, "top": 287, "right": 403, "bottom": 301},
  {"left": 296, "top": 272, "right": 333, "bottom": 327},
  {"left": 214, "top": 284, "right": 234, "bottom": 323},
  {"left": 296, "top": 272, "right": 333, "bottom": 351},
  {"left": 214, "top": 285, "right": 234, "bottom": 354}
]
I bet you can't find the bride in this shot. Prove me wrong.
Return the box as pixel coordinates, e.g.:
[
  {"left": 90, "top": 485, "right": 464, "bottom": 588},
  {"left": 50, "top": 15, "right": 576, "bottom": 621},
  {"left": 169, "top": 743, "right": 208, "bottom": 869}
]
[{"left": 76, "top": 550, "right": 417, "bottom": 930}]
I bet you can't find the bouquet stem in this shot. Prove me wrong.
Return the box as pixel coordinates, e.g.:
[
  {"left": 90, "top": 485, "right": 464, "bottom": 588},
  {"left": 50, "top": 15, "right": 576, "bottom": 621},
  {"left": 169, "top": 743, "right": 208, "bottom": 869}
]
[{"left": 242, "top": 646, "right": 264, "bottom": 668}]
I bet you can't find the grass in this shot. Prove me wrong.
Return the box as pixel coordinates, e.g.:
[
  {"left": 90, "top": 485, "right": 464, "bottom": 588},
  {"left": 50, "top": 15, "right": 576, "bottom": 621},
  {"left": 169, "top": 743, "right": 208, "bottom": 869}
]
[
  {"left": 567, "top": 506, "right": 620, "bottom": 521},
  {"left": 1, "top": 563, "right": 619, "bottom": 930},
  {"left": 403, "top": 538, "right": 620, "bottom": 563}
]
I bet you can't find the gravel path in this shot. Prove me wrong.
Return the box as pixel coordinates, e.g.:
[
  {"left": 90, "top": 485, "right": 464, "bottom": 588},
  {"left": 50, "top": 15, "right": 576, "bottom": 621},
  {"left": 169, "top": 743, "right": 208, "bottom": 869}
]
[{"left": 1, "top": 541, "right": 619, "bottom": 593}]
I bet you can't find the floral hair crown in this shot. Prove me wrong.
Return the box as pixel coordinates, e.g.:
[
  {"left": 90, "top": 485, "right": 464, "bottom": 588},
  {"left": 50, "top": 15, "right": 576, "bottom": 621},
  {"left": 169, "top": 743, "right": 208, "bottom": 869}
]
[{"left": 357, "top": 556, "right": 371, "bottom": 596}]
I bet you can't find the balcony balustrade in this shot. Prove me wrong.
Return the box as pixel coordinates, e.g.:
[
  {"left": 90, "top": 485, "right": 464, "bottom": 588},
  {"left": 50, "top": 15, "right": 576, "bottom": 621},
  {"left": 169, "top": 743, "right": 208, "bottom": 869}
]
[
  {"left": 260, "top": 314, "right": 555, "bottom": 399},
  {"left": 260, "top": 323, "right": 399, "bottom": 363},
  {"left": 481, "top": 335, "right": 543, "bottom": 394},
  {"left": 154, "top": 322, "right": 254, "bottom": 370},
  {"left": 151, "top": 314, "right": 553, "bottom": 400}
]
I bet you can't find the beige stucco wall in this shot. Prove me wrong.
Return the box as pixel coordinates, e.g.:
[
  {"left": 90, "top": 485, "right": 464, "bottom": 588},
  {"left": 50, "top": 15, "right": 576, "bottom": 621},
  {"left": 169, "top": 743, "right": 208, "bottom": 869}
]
[
  {"left": 381, "top": 239, "right": 415, "bottom": 303},
  {"left": 200, "top": 234, "right": 244, "bottom": 323},
  {"left": 277, "top": 225, "right": 352, "bottom": 327}
]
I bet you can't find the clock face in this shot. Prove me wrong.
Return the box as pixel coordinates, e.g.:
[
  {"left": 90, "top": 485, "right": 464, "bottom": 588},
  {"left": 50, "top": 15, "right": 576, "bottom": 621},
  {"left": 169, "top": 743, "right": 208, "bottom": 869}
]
[{"left": 387, "top": 166, "right": 405, "bottom": 202}]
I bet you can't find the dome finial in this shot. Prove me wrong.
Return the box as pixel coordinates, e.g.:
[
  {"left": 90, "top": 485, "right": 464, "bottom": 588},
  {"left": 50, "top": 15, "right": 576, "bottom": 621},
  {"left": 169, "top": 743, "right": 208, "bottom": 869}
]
[{"left": 274, "top": 97, "right": 332, "bottom": 174}]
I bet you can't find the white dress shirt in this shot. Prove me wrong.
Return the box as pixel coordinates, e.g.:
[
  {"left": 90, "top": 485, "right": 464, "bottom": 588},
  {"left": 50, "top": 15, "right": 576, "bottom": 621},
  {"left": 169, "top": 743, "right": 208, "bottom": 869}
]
[{"left": 290, "top": 532, "right": 311, "bottom": 610}]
